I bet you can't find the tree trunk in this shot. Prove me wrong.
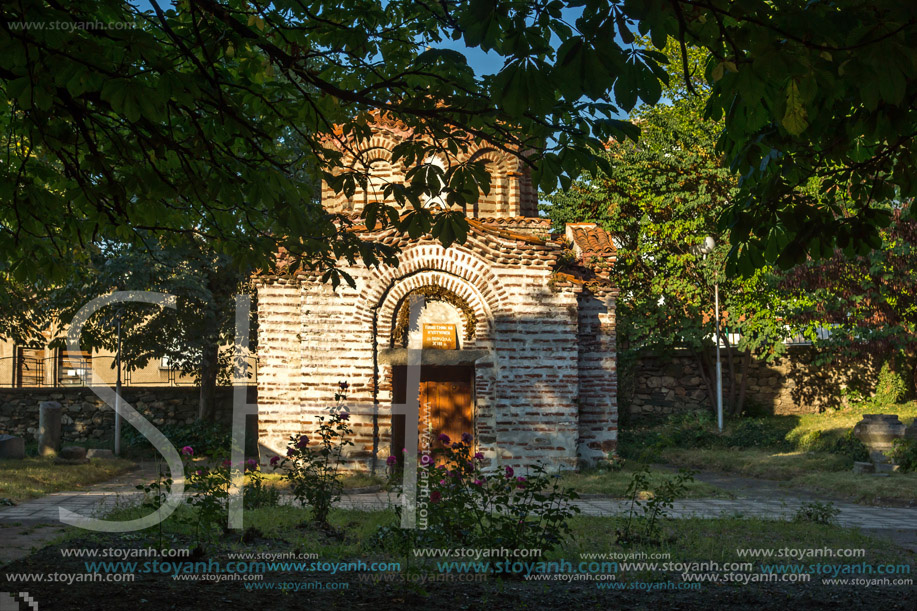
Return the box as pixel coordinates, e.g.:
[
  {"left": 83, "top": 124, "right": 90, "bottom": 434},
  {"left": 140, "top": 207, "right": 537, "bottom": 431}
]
[
  {"left": 721, "top": 333, "right": 737, "bottom": 415},
  {"left": 199, "top": 341, "right": 219, "bottom": 422},
  {"left": 694, "top": 348, "right": 717, "bottom": 414},
  {"left": 734, "top": 350, "right": 752, "bottom": 416}
]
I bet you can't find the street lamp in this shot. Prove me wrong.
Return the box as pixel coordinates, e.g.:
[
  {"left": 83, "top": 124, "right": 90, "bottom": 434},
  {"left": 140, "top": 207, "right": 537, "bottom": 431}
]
[
  {"left": 695, "top": 236, "right": 723, "bottom": 432},
  {"left": 114, "top": 312, "right": 122, "bottom": 455}
]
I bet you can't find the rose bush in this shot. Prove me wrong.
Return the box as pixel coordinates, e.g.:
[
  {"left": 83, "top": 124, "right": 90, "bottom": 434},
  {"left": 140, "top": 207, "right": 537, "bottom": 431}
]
[
  {"left": 381, "top": 432, "right": 580, "bottom": 558},
  {"left": 273, "top": 382, "right": 354, "bottom": 526}
]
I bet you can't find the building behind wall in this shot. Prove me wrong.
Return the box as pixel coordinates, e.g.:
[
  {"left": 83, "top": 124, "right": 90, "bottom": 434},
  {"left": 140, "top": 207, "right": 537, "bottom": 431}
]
[{"left": 255, "top": 115, "right": 619, "bottom": 472}]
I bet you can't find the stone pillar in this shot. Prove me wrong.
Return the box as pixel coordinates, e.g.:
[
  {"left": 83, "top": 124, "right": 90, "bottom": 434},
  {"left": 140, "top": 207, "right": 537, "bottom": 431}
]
[
  {"left": 576, "top": 294, "right": 619, "bottom": 467},
  {"left": 38, "top": 401, "right": 63, "bottom": 457}
]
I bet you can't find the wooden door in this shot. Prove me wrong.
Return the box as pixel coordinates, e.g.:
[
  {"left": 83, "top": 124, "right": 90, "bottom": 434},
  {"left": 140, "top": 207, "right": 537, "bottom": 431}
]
[
  {"left": 390, "top": 365, "right": 474, "bottom": 459},
  {"left": 419, "top": 366, "right": 473, "bottom": 451}
]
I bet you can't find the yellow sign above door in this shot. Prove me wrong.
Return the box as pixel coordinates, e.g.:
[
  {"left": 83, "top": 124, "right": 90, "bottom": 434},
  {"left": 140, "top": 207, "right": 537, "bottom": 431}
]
[{"left": 422, "top": 324, "right": 458, "bottom": 349}]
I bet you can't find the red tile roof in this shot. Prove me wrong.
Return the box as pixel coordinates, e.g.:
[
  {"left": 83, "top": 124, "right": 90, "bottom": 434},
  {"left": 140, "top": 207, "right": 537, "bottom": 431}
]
[{"left": 566, "top": 223, "right": 616, "bottom": 259}]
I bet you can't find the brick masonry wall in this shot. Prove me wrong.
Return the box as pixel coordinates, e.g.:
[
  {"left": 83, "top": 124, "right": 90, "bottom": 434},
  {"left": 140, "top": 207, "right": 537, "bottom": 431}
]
[
  {"left": 321, "top": 129, "right": 537, "bottom": 218},
  {"left": 576, "top": 291, "right": 618, "bottom": 463},
  {"left": 256, "top": 230, "right": 618, "bottom": 473},
  {"left": 625, "top": 347, "right": 881, "bottom": 417},
  {"left": 0, "top": 386, "right": 250, "bottom": 444}
]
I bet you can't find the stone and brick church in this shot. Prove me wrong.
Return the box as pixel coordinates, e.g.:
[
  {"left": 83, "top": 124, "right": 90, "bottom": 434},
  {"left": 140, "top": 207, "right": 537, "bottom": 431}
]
[{"left": 254, "top": 115, "right": 618, "bottom": 472}]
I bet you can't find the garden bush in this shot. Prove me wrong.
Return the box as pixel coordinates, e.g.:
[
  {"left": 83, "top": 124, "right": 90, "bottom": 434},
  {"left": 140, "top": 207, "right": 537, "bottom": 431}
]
[
  {"left": 890, "top": 439, "right": 917, "bottom": 473},
  {"left": 123, "top": 420, "right": 231, "bottom": 457},
  {"left": 874, "top": 360, "right": 908, "bottom": 405},
  {"left": 137, "top": 446, "right": 266, "bottom": 547},
  {"left": 793, "top": 501, "right": 840, "bottom": 525},
  {"left": 379, "top": 432, "right": 580, "bottom": 561},
  {"left": 273, "top": 382, "right": 354, "bottom": 526},
  {"left": 616, "top": 467, "right": 694, "bottom": 545}
]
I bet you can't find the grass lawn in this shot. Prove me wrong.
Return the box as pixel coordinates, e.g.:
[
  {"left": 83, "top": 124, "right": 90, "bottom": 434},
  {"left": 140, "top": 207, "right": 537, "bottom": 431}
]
[
  {"left": 90, "top": 502, "right": 909, "bottom": 570},
  {"left": 657, "top": 448, "right": 917, "bottom": 504},
  {"left": 258, "top": 467, "right": 728, "bottom": 499},
  {"left": 555, "top": 463, "right": 731, "bottom": 498},
  {"left": 9, "top": 495, "right": 911, "bottom": 609},
  {"left": 622, "top": 401, "right": 917, "bottom": 505},
  {"left": 253, "top": 471, "right": 385, "bottom": 491},
  {"left": 0, "top": 457, "right": 136, "bottom": 503}
]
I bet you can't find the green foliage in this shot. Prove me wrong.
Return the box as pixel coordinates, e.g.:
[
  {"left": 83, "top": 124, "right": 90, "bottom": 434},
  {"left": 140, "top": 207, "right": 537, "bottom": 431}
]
[
  {"left": 135, "top": 465, "right": 174, "bottom": 549},
  {"left": 380, "top": 432, "right": 580, "bottom": 563},
  {"left": 889, "top": 439, "right": 917, "bottom": 473},
  {"left": 139, "top": 449, "right": 268, "bottom": 547},
  {"left": 623, "top": 411, "right": 869, "bottom": 463},
  {"left": 616, "top": 467, "right": 694, "bottom": 546},
  {"left": 0, "top": 0, "right": 674, "bottom": 287},
  {"left": 243, "top": 469, "right": 281, "bottom": 510},
  {"left": 185, "top": 460, "right": 232, "bottom": 544},
  {"left": 780, "top": 219, "right": 917, "bottom": 390},
  {"left": 793, "top": 501, "right": 840, "bottom": 526},
  {"left": 603, "top": 454, "right": 626, "bottom": 472},
  {"left": 696, "top": 3, "right": 917, "bottom": 274},
  {"left": 275, "top": 383, "right": 354, "bottom": 526},
  {"left": 123, "top": 421, "right": 231, "bottom": 457},
  {"left": 3, "top": 1, "right": 912, "bottom": 289},
  {"left": 543, "top": 39, "right": 795, "bottom": 416},
  {"left": 830, "top": 431, "right": 871, "bottom": 463},
  {"left": 875, "top": 361, "right": 908, "bottom": 405},
  {"left": 655, "top": 411, "right": 720, "bottom": 450}
]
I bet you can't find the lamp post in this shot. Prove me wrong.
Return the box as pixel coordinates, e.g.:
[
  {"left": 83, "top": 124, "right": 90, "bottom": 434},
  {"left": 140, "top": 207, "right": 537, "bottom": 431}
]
[
  {"left": 695, "top": 236, "right": 723, "bottom": 432},
  {"left": 114, "top": 312, "right": 122, "bottom": 456}
]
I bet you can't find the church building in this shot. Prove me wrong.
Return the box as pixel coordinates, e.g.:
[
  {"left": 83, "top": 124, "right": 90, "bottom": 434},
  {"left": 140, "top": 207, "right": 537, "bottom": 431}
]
[{"left": 254, "top": 115, "right": 618, "bottom": 472}]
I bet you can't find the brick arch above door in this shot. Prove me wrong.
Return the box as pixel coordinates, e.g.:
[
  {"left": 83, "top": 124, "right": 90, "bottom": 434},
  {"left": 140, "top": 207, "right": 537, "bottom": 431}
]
[
  {"left": 358, "top": 241, "right": 509, "bottom": 331},
  {"left": 374, "top": 269, "right": 495, "bottom": 350}
]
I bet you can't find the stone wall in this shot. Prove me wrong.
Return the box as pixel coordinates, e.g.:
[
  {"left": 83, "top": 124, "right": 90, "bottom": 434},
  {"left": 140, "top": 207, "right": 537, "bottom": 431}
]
[
  {"left": 0, "top": 387, "right": 253, "bottom": 444},
  {"left": 625, "top": 347, "right": 880, "bottom": 418}
]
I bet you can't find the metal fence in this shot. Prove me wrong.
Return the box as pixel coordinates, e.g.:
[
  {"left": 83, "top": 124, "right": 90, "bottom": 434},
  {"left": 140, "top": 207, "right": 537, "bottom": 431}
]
[{"left": 0, "top": 355, "right": 258, "bottom": 388}]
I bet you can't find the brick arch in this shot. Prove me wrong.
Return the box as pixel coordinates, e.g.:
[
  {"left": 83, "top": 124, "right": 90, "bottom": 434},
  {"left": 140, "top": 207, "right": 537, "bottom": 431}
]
[
  {"left": 359, "top": 242, "right": 509, "bottom": 333},
  {"left": 466, "top": 146, "right": 513, "bottom": 173},
  {"left": 378, "top": 270, "right": 493, "bottom": 347}
]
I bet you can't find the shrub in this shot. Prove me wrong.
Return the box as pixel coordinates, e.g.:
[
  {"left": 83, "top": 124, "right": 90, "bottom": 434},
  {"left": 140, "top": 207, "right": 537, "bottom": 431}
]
[
  {"left": 274, "top": 382, "right": 354, "bottom": 526},
  {"left": 874, "top": 360, "right": 908, "bottom": 405},
  {"left": 793, "top": 501, "right": 840, "bottom": 525},
  {"left": 890, "top": 439, "right": 917, "bottom": 473},
  {"left": 244, "top": 468, "right": 281, "bottom": 510},
  {"left": 616, "top": 467, "right": 694, "bottom": 546},
  {"left": 791, "top": 429, "right": 824, "bottom": 452},
  {"left": 602, "top": 454, "right": 626, "bottom": 472},
  {"left": 830, "top": 430, "right": 870, "bottom": 462},
  {"left": 656, "top": 411, "right": 718, "bottom": 449},
  {"left": 124, "top": 421, "right": 231, "bottom": 457},
  {"left": 185, "top": 459, "right": 231, "bottom": 543},
  {"left": 729, "top": 418, "right": 793, "bottom": 450},
  {"left": 138, "top": 447, "right": 268, "bottom": 546},
  {"left": 381, "top": 432, "right": 580, "bottom": 561}
]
